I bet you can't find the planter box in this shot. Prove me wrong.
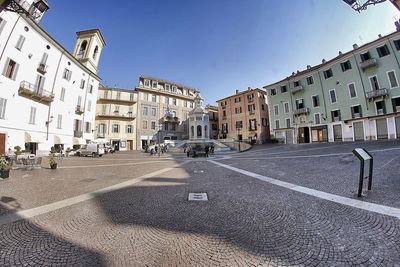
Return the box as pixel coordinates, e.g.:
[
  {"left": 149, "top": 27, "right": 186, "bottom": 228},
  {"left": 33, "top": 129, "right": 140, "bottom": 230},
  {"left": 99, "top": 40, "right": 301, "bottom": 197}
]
[
  {"left": 50, "top": 163, "right": 57, "bottom": 169},
  {"left": 0, "top": 170, "right": 10, "bottom": 179}
]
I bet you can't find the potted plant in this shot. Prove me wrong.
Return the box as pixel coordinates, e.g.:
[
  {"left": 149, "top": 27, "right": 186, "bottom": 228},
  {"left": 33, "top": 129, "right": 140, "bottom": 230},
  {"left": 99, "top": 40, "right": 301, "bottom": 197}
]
[
  {"left": 49, "top": 146, "right": 57, "bottom": 169},
  {"left": 0, "top": 155, "right": 12, "bottom": 179},
  {"left": 14, "top": 145, "right": 22, "bottom": 159}
]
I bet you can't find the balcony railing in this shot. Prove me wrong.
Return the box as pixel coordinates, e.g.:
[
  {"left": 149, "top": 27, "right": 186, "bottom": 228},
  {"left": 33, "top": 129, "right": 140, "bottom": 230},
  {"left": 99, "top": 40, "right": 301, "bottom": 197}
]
[
  {"left": 75, "top": 105, "right": 84, "bottom": 115},
  {"left": 37, "top": 63, "right": 47, "bottom": 75},
  {"left": 247, "top": 98, "right": 254, "bottom": 103},
  {"left": 366, "top": 88, "right": 388, "bottom": 100},
  {"left": 18, "top": 81, "right": 54, "bottom": 105},
  {"left": 291, "top": 85, "right": 304, "bottom": 94},
  {"left": 360, "top": 58, "right": 378, "bottom": 71},
  {"left": 221, "top": 105, "right": 226, "bottom": 109},
  {"left": 293, "top": 107, "right": 309, "bottom": 116},
  {"left": 73, "top": 130, "right": 83, "bottom": 138},
  {"left": 97, "top": 132, "right": 105, "bottom": 138},
  {"left": 98, "top": 95, "right": 137, "bottom": 104},
  {"left": 96, "top": 112, "right": 136, "bottom": 120},
  {"left": 249, "top": 110, "right": 256, "bottom": 115}
]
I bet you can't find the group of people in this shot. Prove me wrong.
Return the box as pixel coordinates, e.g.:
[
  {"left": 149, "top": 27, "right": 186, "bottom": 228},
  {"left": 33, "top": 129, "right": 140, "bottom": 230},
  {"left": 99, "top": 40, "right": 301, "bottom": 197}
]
[
  {"left": 184, "top": 144, "right": 215, "bottom": 158},
  {"left": 146, "top": 144, "right": 168, "bottom": 156}
]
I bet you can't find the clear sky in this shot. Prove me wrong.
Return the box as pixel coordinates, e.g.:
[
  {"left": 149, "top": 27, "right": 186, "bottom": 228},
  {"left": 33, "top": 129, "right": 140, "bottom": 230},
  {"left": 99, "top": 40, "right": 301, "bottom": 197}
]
[{"left": 41, "top": 0, "right": 399, "bottom": 105}]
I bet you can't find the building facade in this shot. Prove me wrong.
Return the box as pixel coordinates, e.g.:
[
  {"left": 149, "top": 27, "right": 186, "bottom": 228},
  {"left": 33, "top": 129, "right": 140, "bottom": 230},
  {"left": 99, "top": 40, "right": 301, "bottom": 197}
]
[
  {"left": 264, "top": 31, "right": 400, "bottom": 144},
  {"left": 135, "top": 75, "right": 197, "bottom": 149},
  {"left": 217, "top": 88, "right": 270, "bottom": 144},
  {"left": 0, "top": 1, "right": 105, "bottom": 155},
  {"left": 95, "top": 86, "right": 137, "bottom": 151},
  {"left": 205, "top": 104, "right": 219, "bottom": 139}
]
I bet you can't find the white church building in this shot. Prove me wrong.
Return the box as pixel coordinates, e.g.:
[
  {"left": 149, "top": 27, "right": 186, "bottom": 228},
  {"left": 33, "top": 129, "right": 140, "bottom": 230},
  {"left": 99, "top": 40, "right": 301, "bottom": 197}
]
[{"left": 0, "top": 0, "right": 105, "bottom": 155}]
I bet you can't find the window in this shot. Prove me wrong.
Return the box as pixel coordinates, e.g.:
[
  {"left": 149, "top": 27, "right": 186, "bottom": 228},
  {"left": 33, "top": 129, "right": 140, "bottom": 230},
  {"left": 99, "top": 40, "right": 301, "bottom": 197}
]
[
  {"left": 281, "top": 85, "right": 287, "bottom": 93},
  {"left": 314, "top": 113, "right": 321, "bottom": 125},
  {"left": 80, "top": 79, "right": 85, "bottom": 89},
  {"left": 2, "top": 58, "right": 19, "bottom": 80},
  {"left": 143, "top": 106, "right": 148, "bottom": 116},
  {"left": 392, "top": 97, "right": 400, "bottom": 112},
  {"left": 234, "top": 97, "right": 241, "bottom": 103},
  {"left": 274, "top": 105, "right": 279, "bottom": 115},
  {"left": 340, "top": 60, "right": 352, "bottom": 71},
  {"left": 116, "top": 92, "right": 121, "bottom": 100},
  {"left": 151, "top": 94, "right": 156, "bottom": 102},
  {"left": 165, "top": 84, "right": 170, "bottom": 91},
  {"left": 114, "top": 105, "right": 120, "bottom": 114},
  {"left": 323, "top": 68, "right": 333, "bottom": 79},
  {"left": 222, "top": 123, "right": 228, "bottom": 133},
  {"left": 15, "top": 35, "right": 25, "bottom": 50},
  {"left": 306, "top": 76, "right": 314, "bottom": 85},
  {"left": 151, "top": 121, "right": 156, "bottom": 130},
  {"left": 172, "top": 124, "right": 176, "bottom": 131},
  {"left": 62, "top": 68, "right": 72, "bottom": 80},
  {"left": 331, "top": 110, "right": 341, "bottom": 122},
  {"left": 164, "top": 96, "right": 169, "bottom": 105},
  {"left": 270, "top": 88, "right": 276, "bottom": 96},
  {"left": 312, "top": 95, "right": 320, "bottom": 108},
  {"left": 35, "top": 74, "right": 45, "bottom": 92},
  {"left": 60, "top": 88, "right": 66, "bottom": 101},
  {"left": 293, "top": 81, "right": 300, "bottom": 87},
  {"left": 101, "top": 105, "right": 107, "bottom": 115},
  {"left": 172, "top": 98, "right": 177, "bottom": 105},
  {"left": 190, "top": 102, "right": 193, "bottom": 108},
  {"left": 286, "top": 118, "right": 290, "bottom": 128},
  {"left": 77, "top": 41, "right": 87, "bottom": 57},
  {"left": 98, "top": 124, "right": 106, "bottom": 136},
  {"left": 29, "top": 107, "right": 36, "bottom": 124},
  {"left": 284, "top": 102, "right": 290, "bottom": 113},
  {"left": 0, "top": 18, "right": 6, "bottom": 36},
  {"left": 295, "top": 99, "right": 304, "bottom": 109},
  {"left": 164, "top": 123, "right": 168, "bottom": 131},
  {"left": 126, "top": 125, "right": 133, "bottom": 134},
  {"left": 387, "top": 71, "right": 399, "bottom": 88},
  {"left": 262, "top": 104, "right": 265, "bottom": 110},
  {"left": 87, "top": 100, "right": 91, "bottom": 111},
  {"left": 377, "top": 45, "right": 390, "bottom": 57},
  {"left": 104, "top": 91, "right": 109, "bottom": 99},
  {"left": 275, "top": 120, "right": 280, "bottom": 129},
  {"left": 394, "top": 39, "right": 400, "bottom": 51},
  {"left": 235, "top": 107, "right": 242, "bottom": 114},
  {"left": 249, "top": 119, "right": 257, "bottom": 130},
  {"left": 88, "top": 85, "right": 93, "bottom": 94},
  {"left": 0, "top": 98, "right": 7, "bottom": 119},
  {"left": 85, "top": 122, "right": 91, "bottom": 133},
  {"left": 329, "top": 89, "right": 337, "bottom": 104},
  {"left": 262, "top": 118, "right": 268, "bottom": 127},
  {"left": 348, "top": 83, "right": 357, "bottom": 98},
  {"left": 152, "top": 81, "right": 157, "bottom": 89},
  {"left": 112, "top": 124, "right": 119, "bottom": 133},
  {"left": 143, "top": 121, "right": 148, "bottom": 129},
  {"left": 172, "top": 86, "right": 177, "bottom": 92},
  {"left": 360, "top": 51, "right": 371, "bottom": 61},
  {"left": 57, "top": 114, "right": 62, "bottom": 129},
  {"left": 376, "top": 100, "right": 386, "bottom": 115},
  {"left": 93, "top": 46, "right": 98, "bottom": 60},
  {"left": 222, "top": 110, "right": 226, "bottom": 118},
  {"left": 369, "top": 76, "right": 380, "bottom": 91},
  {"left": 77, "top": 96, "right": 82, "bottom": 106},
  {"left": 151, "top": 108, "right": 156, "bottom": 116},
  {"left": 235, "top": 121, "right": 243, "bottom": 129},
  {"left": 40, "top": 53, "right": 48, "bottom": 65},
  {"left": 144, "top": 79, "right": 150, "bottom": 87},
  {"left": 351, "top": 105, "right": 362, "bottom": 119}
]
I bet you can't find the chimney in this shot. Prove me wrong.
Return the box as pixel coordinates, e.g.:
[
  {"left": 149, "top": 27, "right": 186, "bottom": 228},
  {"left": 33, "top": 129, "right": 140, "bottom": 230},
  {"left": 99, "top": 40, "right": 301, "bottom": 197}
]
[
  {"left": 353, "top": 43, "right": 358, "bottom": 49},
  {"left": 247, "top": 87, "right": 251, "bottom": 91},
  {"left": 322, "top": 59, "right": 326, "bottom": 63},
  {"left": 297, "top": 70, "right": 300, "bottom": 74},
  {"left": 307, "top": 65, "right": 311, "bottom": 69},
  {"left": 236, "top": 89, "right": 239, "bottom": 94},
  {"left": 292, "top": 72, "right": 295, "bottom": 76},
  {"left": 378, "top": 34, "right": 382, "bottom": 38},
  {"left": 339, "top": 51, "right": 342, "bottom": 55}
]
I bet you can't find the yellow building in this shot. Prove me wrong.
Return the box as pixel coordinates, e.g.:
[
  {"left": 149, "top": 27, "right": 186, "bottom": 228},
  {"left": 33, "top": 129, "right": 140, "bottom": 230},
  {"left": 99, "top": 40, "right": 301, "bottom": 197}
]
[{"left": 95, "top": 86, "right": 137, "bottom": 150}]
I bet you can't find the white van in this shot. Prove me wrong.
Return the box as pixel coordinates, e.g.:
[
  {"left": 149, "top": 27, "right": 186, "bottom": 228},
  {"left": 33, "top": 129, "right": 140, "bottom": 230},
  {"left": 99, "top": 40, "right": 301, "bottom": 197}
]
[
  {"left": 163, "top": 135, "right": 178, "bottom": 147},
  {"left": 76, "top": 143, "right": 105, "bottom": 157}
]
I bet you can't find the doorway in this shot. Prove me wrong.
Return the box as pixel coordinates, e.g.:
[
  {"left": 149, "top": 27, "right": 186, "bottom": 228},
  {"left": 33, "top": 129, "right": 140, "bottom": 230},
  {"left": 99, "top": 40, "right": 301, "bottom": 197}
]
[
  {"left": 0, "top": 133, "right": 5, "bottom": 155},
  {"left": 298, "top": 127, "right": 310, "bottom": 143}
]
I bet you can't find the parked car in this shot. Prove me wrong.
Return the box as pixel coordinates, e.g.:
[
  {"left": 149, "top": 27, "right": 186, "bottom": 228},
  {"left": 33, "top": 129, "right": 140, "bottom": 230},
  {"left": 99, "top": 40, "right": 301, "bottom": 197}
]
[{"left": 76, "top": 143, "right": 105, "bottom": 157}]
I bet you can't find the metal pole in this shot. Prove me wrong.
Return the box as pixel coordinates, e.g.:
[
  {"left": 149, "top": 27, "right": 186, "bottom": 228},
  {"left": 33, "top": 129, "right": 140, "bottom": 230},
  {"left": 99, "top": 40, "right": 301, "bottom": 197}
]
[
  {"left": 368, "top": 157, "right": 373, "bottom": 190},
  {"left": 358, "top": 159, "right": 364, "bottom": 197}
]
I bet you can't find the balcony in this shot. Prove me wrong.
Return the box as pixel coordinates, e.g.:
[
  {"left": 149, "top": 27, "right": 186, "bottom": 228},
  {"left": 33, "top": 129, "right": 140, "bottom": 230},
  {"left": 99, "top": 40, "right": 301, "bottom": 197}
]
[
  {"left": 247, "top": 98, "right": 254, "bottom": 103},
  {"left": 75, "top": 105, "right": 84, "bottom": 115},
  {"left": 37, "top": 63, "right": 47, "bottom": 75},
  {"left": 163, "top": 116, "right": 180, "bottom": 123},
  {"left": 366, "top": 88, "right": 388, "bottom": 100},
  {"left": 96, "top": 112, "right": 136, "bottom": 120},
  {"left": 293, "top": 107, "right": 309, "bottom": 116},
  {"left": 291, "top": 85, "right": 304, "bottom": 94},
  {"left": 18, "top": 81, "right": 54, "bottom": 105},
  {"left": 249, "top": 110, "right": 256, "bottom": 115},
  {"left": 360, "top": 58, "right": 378, "bottom": 71},
  {"left": 97, "top": 132, "right": 105, "bottom": 138},
  {"left": 221, "top": 105, "right": 226, "bottom": 109},
  {"left": 98, "top": 95, "right": 137, "bottom": 105},
  {"left": 74, "top": 130, "right": 83, "bottom": 138}
]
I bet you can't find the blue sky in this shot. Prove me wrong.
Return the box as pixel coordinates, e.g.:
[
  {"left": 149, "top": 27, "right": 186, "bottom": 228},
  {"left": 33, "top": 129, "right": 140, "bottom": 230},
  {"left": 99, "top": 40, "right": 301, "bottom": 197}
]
[{"left": 41, "top": 0, "right": 398, "bottom": 105}]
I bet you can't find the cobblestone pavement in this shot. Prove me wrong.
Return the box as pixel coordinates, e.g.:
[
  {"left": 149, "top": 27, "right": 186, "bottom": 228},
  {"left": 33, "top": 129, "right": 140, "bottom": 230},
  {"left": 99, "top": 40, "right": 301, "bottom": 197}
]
[{"left": 0, "top": 142, "right": 400, "bottom": 266}]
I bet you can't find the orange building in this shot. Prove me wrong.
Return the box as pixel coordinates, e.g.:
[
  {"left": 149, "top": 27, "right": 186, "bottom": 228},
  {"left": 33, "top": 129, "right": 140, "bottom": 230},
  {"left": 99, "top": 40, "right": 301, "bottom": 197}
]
[{"left": 217, "top": 88, "right": 270, "bottom": 144}]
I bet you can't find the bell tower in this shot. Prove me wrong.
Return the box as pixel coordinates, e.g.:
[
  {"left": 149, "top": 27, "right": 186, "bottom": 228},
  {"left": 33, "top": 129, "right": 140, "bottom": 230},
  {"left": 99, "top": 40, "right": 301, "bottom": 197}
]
[{"left": 72, "top": 29, "right": 106, "bottom": 74}]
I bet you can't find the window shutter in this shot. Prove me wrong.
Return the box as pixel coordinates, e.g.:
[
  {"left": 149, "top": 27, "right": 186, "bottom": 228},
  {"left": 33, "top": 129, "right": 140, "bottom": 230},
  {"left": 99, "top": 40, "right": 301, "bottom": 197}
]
[
  {"left": 41, "top": 53, "right": 48, "bottom": 64},
  {"left": 0, "top": 98, "right": 6, "bottom": 119},
  {"left": 351, "top": 107, "right": 354, "bottom": 118},
  {"left": 383, "top": 102, "right": 386, "bottom": 114},
  {"left": 2, "top": 58, "right": 10, "bottom": 76},
  {"left": 16, "top": 35, "right": 25, "bottom": 50},
  {"left": 392, "top": 98, "right": 397, "bottom": 112},
  {"left": 359, "top": 106, "right": 362, "bottom": 117},
  {"left": 0, "top": 19, "right": 6, "bottom": 36},
  {"left": 331, "top": 111, "right": 334, "bottom": 122},
  {"left": 68, "top": 70, "right": 72, "bottom": 81}
]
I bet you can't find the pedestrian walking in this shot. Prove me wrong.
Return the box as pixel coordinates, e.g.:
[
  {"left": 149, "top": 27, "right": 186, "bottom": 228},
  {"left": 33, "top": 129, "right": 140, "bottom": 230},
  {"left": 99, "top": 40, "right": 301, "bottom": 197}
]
[
  {"left": 204, "top": 145, "right": 209, "bottom": 158},
  {"left": 150, "top": 148, "right": 154, "bottom": 156},
  {"left": 186, "top": 145, "right": 191, "bottom": 157},
  {"left": 210, "top": 144, "right": 215, "bottom": 156}
]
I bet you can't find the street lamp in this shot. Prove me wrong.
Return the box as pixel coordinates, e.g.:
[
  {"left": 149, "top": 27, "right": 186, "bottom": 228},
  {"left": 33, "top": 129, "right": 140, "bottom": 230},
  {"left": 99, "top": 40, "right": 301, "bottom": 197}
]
[
  {"left": 0, "top": 0, "right": 49, "bottom": 18},
  {"left": 342, "top": 0, "right": 398, "bottom": 12}
]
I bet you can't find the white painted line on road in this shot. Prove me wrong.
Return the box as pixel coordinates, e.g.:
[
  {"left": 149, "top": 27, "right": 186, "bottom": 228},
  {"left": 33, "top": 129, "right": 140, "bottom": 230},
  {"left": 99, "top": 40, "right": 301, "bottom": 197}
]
[
  {"left": 58, "top": 160, "right": 169, "bottom": 169},
  {"left": 0, "top": 162, "right": 188, "bottom": 226},
  {"left": 210, "top": 160, "right": 400, "bottom": 220}
]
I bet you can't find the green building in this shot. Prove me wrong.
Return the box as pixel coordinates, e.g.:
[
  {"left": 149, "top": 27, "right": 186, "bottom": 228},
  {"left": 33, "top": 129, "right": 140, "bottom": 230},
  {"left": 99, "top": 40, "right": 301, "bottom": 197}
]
[{"left": 263, "top": 31, "right": 400, "bottom": 144}]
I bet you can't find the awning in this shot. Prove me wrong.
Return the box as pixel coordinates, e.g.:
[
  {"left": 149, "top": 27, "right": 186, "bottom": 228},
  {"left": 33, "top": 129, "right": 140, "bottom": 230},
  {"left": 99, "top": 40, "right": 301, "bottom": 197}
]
[
  {"left": 72, "top": 137, "right": 86, "bottom": 145},
  {"left": 54, "top": 135, "right": 70, "bottom": 144},
  {"left": 24, "top": 131, "right": 45, "bottom": 143}
]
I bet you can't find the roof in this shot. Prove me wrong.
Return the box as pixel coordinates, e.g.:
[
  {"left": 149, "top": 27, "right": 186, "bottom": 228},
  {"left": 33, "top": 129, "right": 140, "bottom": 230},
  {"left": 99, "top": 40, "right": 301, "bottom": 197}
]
[
  {"left": 263, "top": 30, "right": 400, "bottom": 89},
  {"left": 76, "top": 29, "right": 106, "bottom": 47},
  {"left": 99, "top": 85, "right": 136, "bottom": 93},
  {"left": 216, "top": 88, "right": 266, "bottom": 102},
  {"left": 139, "top": 75, "right": 199, "bottom": 92}
]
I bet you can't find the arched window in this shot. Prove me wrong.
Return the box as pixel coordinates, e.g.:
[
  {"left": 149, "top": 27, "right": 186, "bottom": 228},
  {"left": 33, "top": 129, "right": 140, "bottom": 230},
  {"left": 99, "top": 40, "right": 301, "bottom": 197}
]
[
  {"left": 197, "top": 125, "right": 202, "bottom": 137},
  {"left": 191, "top": 126, "right": 194, "bottom": 138},
  {"left": 93, "top": 46, "right": 98, "bottom": 60},
  {"left": 205, "top": 125, "right": 208, "bottom": 138},
  {"left": 78, "top": 41, "right": 88, "bottom": 57}
]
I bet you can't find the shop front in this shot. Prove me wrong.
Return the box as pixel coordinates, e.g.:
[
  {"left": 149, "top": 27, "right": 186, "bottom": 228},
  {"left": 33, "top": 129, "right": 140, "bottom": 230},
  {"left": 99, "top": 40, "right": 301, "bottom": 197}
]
[{"left": 311, "top": 125, "right": 328, "bottom": 143}]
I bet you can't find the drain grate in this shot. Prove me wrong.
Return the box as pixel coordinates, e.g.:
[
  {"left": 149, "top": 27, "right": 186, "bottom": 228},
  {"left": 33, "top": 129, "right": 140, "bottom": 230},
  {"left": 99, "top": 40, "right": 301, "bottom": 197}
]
[{"left": 188, "top": 193, "right": 208, "bottom": 201}]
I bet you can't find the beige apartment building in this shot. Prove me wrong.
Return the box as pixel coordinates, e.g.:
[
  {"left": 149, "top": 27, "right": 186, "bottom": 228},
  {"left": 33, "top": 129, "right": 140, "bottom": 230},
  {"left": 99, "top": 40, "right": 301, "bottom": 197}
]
[
  {"left": 217, "top": 88, "right": 270, "bottom": 143},
  {"left": 95, "top": 86, "right": 137, "bottom": 150},
  {"left": 135, "top": 75, "right": 197, "bottom": 149},
  {"left": 205, "top": 104, "right": 219, "bottom": 139}
]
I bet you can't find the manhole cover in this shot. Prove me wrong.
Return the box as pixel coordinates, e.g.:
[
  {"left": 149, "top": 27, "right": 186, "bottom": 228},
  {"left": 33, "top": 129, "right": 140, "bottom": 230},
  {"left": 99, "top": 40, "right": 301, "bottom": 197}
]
[
  {"left": 193, "top": 170, "right": 204, "bottom": 173},
  {"left": 188, "top": 193, "right": 208, "bottom": 201}
]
